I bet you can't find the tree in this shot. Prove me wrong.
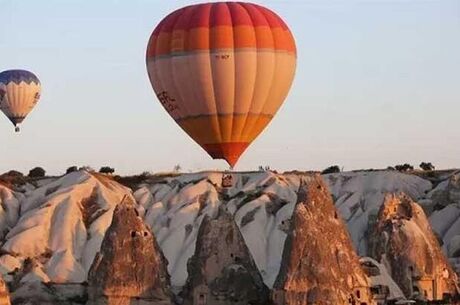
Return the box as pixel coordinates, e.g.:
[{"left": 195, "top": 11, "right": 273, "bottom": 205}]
[
  {"left": 173, "top": 164, "right": 181, "bottom": 173},
  {"left": 257, "top": 165, "right": 271, "bottom": 172},
  {"left": 394, "top": 164, "right": 414, "bottom": 172},
  {"left": 321, "top": 165, "right": 340, "bottom": 174},
  {"left": 3, "top": 170, "right": 23, "bottom": 177},
  {"left": 28, "top": 167, "right": 46, "bottom": 178},
  {"left": 99, "top": 166, "right": 115, "bottom": 174},
  {"left": 140, "top": 171, "right": 151, "bottom": 178},
  {"left": 66, "top": 166, "right": 78, "bottom": 174},
  {"left": 79, "top": 166, "right": 94, "bottom": 172},
  {"left": 420, "top": 162, "right": 435, "bottom": 171}
]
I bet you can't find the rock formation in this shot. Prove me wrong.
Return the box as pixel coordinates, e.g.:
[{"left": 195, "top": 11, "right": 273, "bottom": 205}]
[
  {"left": 359, "top": 257, "right": 406, "bottom": 305},
  {"left": 427, "top": 171, "right": 460, "bottom": 276},
  {"left": 2, "top": 169, "right": 460, "bottom": 303},
  {"left": 0, "top": 275, "right": 10, "bottom": 305},
  {"left": 428, "top": 171, "right": 460, "bottom": 211},
  {"left": 181, "top": 207, "right": 269, "bottom": 305},
  {"left": 324, "top": 170, "right": 432, "bottom": 255},
  {"left": 272, "top": 175, "right": 373, "bottom": 305},
  {"left": 87, "top": 196, "right": 173, "bottom": 305},
  {"left": 369, "top": 193, "right": 460, "bottom": 301},
  {"left": 10, "top": 282, "right": 85, "bottom": 305}
]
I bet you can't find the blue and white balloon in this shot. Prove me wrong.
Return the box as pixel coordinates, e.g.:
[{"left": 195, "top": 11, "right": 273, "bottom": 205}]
[{"left": 0, "top": 69, "right": 41, "bottom": 132}]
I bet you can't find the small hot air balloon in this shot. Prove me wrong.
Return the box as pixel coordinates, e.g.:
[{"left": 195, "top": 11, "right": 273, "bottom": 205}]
[
  {"left": 0, "top": 69, "right": 41, "bottom": 132},
  {"left": 146, "top": 2, "right": 296, "bottom": 167}
]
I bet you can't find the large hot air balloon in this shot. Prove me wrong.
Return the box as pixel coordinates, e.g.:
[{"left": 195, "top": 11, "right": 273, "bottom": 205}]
[
  {"left": 0, "top": 69, "right": 41, "bottom": 132},
  {"left": 146, "top": 2, "right": 296, "bottom": 167}
]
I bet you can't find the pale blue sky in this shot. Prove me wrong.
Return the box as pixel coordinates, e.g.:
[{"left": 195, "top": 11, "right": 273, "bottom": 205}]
[{"left": 1, "top": 0, "right": 459, "bottom": 175}]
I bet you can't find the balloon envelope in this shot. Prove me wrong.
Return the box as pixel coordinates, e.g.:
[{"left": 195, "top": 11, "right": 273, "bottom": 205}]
[
  {"left": 146, "top": 2, "right": 296, "bottom": 167},
  {"left": 0, "top": 69, "right": 41, "bottom": 130}
]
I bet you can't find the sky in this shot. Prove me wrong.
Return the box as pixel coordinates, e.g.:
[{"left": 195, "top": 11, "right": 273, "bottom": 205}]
[{"left": 0, "top": 0, "right": 459, "bottom": 175}]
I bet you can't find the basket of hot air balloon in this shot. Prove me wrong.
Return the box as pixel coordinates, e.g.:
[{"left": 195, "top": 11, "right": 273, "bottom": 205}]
[
  {"left": 146, "top": 2, "right": 296, "bottom": 168},
  {"left": 0, "top": 69, "right": 41, "bottom": 132}
]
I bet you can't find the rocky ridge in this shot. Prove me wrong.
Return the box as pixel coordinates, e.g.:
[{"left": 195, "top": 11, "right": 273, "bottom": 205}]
[
  {"left": 369, "top": 193, "right": 459, "bottom": 301},
  {"left": 0, "top": 169, "right": 458, "bottom": 304},
  {"left": 87, "top": 195, "right": 173, "bottom": 305},
  {"left": 272, "top": 176, "right": 372, "bottom": 305},
  {"left": 181, "top": 207, "right": 269, "bottom": 305}
]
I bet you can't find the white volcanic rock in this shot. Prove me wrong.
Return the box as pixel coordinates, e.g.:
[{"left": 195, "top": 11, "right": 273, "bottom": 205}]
[
  {"left": 324, "top": 170, "right": 432, "bottom": 255},
  {"left": 368, "top": 193, "right": 459, "bottom": 300},
  {"left": 136, "top": 171, "right": 300, "bottom": 289},
  {"left": 359, "top": 257, "right": 406, "bottom": 302},
  {"left": 0, "top": 171, "right": 268, "bottom": 293},
  {"left": 427, "top": 172, "right": 460, "bottom": 260},
  {"left": 181, "top": 207, "right": 269, "bottom": 305},
  {"left": 325, "top": 169, "right": 460, "bottom": 274},
  {"left": 0, "top": 169, "right": 459, "bottom": 304},
  {"left": 0, "top": 171, "right": 132, "bottom": 284},
  {"left": 0, "top": 183, "right": 23, "bottom": 240}
]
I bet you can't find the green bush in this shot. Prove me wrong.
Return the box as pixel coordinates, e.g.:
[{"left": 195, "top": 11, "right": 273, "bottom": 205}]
[
  {"left": 99, "top": 166, "right": 115, "bottom": 174},
  {"left": 28, "top": 167, "right": 46, "bottom": 178},
  {"left": 66, "top": 166, "right": 78, "bottom": 174},
  {"left": 321, "top": 165, "right": 340, "bottom": 174}
]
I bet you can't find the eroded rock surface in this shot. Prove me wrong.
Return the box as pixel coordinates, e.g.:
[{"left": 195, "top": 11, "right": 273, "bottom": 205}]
[
  {"left": 181, "top": 207, "right": 269, "bottom": 305},
  {"left": 272, "top": 175, "right": 373, "bottom": 305},
  {"left": 87, "top": 196, "right": 173, "bottom": 305},
  {"left": 0, "top": 274, "right": 10, "bottom": 305},
  {"left": 369, "top": 193, "right": 460, "bottom": 301}
]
